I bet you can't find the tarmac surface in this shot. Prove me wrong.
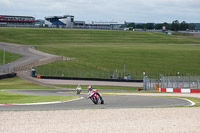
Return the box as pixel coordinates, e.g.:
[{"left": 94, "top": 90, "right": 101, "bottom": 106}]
[
  {"left": 0, "top": 42, "right": 194, "bottom": 111},
  {"left": 0, "top": 42, "right": 60, "bottom": 72},
  {"left": 0, "top": 89, "right": 192, "bottom": 111}
]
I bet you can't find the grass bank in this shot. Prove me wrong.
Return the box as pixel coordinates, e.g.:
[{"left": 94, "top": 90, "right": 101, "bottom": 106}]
[
  {"left": 0, "top": 50, "right": 22, "bottom": 65},
  {"left": 1, "top": 27, "right": 200, "bottom": 76}
]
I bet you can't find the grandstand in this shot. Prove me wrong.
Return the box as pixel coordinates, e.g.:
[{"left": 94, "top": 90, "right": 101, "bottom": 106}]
[
  {"left": 45, "top": 15, "right": 74, "bottom": 28},
  {"left": 45, "top": 14, "right": 125, "bottom": 30},
  {"left": 0, "top": 15, "right": 39, "bottom": 27}
]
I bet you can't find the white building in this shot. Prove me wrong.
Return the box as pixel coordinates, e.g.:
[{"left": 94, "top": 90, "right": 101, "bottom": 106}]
[
  {"left": 45, "top": 15, "right": 74, "bottom": 28},
  {"left": 45, "top": 14, "right": 125, "bottom": 30}
]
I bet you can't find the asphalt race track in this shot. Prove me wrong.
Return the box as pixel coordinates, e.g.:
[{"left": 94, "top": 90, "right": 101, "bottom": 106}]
[
  {"left": 0, "top": 89, "right": 192, "bottom": 111},
  {"left": 0, "top": 43, "right": 193, "bottom": 111}
]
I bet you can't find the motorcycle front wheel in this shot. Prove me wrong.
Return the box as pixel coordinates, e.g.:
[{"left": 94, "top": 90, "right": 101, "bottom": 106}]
[{"left": 91, "top": 97, "right": 98, "bottom": 104}]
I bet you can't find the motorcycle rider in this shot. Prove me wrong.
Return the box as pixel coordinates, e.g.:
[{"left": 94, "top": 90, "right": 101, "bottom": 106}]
[
  {"left": 88, "top": 85, "right": 103, "bottom": 101},
  {"left": 76, "top": 84, "right": 82, "bottom": 94}
]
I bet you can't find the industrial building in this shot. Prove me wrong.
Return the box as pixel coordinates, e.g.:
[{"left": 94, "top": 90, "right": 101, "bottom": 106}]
[
  {"left": 0, "top": 15, "right": 39, "bottom": 27},
  {"left": 45, "top": 15, "right": 125, "bottom": 30}
]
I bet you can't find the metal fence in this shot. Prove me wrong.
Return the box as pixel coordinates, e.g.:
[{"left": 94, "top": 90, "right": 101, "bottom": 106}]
[
  {"left": 0, "top": 56, "right": 63, "bottom": 74},
  {"left": 0, "top": 64, "right": 12, "bottom": 74},
  {"left": 143, "top": 75, "right": 200, "bottom": 90},
  {"left": 34, "top": 67, "right": 146, "bottom": 80},
  {"left": 160, "top": 75, "right": 200, "bottom": 89},
  {"left": 143, "top": 76, "right": 160, "bottom": 90}
]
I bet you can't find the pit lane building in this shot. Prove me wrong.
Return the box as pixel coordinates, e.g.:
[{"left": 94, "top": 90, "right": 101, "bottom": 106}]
[
  {"left": 0, "top": 15, "right": 39, "bottom": 27},
  {"left": 45, "top": 15, "right": 125, "bottom": 30}
]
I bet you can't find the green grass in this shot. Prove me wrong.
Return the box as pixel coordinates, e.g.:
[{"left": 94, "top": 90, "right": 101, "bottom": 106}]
[
  {"left": 56, "top": 84, "right": 139, "bottom": 91},
  {"left": 183, "top": 97, "right": 200, "bottom": 107},
  {"left": 1, "top": 27, "right": 200, "bottom": 77},
  {"left": 0, "top": 77, "right": 79, "bottom": 104},
  {"left": 0, "top": 27, "right": 199, "bottom": 44},
  {"left": 0, "top": 50, "right": 22, "bottom": 65},
  {"left": 163, "top": 96, "right": 200, "bottom": 107},
  {"left": 0, "top": 77, "right": 54, "bottom": 89},
  {"left": 0, "top": 91, "right": 79, "bottom": 104},
  {"left": 172, "top": 32, "right": 193, "bottom": 36}
]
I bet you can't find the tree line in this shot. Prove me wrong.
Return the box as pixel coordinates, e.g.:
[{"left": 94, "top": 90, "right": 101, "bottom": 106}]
[{"left": 126, "top": 20, "right": 196, "bottom": 31}]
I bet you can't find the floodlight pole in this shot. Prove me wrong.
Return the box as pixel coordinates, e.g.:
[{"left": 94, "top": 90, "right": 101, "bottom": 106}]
[
  {"left": 3, "top": 48, "right": 5, "bottom": 65},
  {"left": 124, "top": 64, "right": 126, "bottom": 77}
]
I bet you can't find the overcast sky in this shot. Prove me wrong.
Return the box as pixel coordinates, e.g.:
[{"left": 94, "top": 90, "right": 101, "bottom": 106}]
[{"left": 0, "top": 0, "right": 199, "bottom": 23}]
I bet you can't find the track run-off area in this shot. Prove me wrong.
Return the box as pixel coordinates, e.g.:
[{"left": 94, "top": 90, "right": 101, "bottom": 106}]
[{"left": 1, "top": 42, "right": 200, "bottom": 132}]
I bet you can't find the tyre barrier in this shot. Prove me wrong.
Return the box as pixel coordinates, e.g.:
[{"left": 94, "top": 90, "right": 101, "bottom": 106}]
[
  {"left": 137, "top": 88, "right": 143, "bottom": 91},
  {"left": 158, "top": 88, "right": 200, "bottom": 93},
  {"left": 0, "top": 72, "right": 16, "bottom": 79}
]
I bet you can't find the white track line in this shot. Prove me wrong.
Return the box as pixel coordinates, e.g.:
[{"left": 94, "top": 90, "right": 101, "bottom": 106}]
[
  {"left": 178, "top": 98, "right": 196, "bottom": 106},
  {"left": 0, "top": 97, "right": 84, "bottom": 106}
]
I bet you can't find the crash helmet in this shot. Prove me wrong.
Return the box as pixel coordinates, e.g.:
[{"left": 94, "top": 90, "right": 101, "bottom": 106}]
[{"left": 88, "top": 85, "right": 93, "bottom": 90}]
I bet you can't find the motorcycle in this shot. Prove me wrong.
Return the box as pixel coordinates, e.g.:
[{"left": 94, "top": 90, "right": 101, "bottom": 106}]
[
  {"left": 76, "top": 84, "right": 82, "bottom": 94},
  {"left": 87, "top": 89, "right": 104, "bottom": 104}
]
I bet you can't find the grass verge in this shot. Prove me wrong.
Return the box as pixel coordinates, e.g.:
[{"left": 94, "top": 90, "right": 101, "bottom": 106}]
[
  {"left": 0, "top": 91, "right": 79, "bottom": 104},
  {"left": 171, "top": 96, "right": 200, "bottom": 107},
  {"left": 0, "top": 77, "right": 54, "bottom": 90},
  {"left": 0, "top": 77, "right": 79, "bottom": 104},
  {"left": 55, "top": 84, "right": 140, "bottom": 91}
]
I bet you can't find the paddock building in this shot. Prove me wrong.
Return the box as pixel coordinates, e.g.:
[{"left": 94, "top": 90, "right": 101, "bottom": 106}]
[{"left": 0, "top": 15, "right": 39, "bottom": 27}]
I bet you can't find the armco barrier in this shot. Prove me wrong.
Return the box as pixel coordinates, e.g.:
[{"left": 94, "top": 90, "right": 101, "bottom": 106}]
[
  {"left": 158, "top": 88, "right": 200, "bottom": 93},
  {"left": 0, "top": 72, "right": 16, "bottom": 79},
  {"left": 13, "top": 57, "right": 63, "bottom": 72},
  {"left": 39, "top": 75, "right": 143, "bottom": 82}
]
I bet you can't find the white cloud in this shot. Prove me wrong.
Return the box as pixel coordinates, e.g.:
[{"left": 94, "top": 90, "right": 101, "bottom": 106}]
[
  {"left": 0, "top": 0, "right": 12, "bottom": 5},
  {"left": 0, "top": 0, "right": 199, "bottom": 23}
]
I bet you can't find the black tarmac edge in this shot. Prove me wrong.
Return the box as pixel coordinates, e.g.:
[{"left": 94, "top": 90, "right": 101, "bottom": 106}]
[
  {"left": 0, "top": 72, "right": 16, "bottom": 79},
  {"left": 36, "top": 75, "right": 143, "bottom": 82}
]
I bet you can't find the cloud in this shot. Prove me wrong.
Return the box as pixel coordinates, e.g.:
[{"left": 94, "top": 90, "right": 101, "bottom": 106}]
[
  {"left": 0, "top": 0, "right": 12, "bottom": 6},
  {"left": 0, "top": 0, "right": 199, "bottom": 22}
]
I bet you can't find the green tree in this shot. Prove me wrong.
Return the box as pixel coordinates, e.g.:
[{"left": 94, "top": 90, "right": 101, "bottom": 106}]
[
  {"left": 135, "top": 24, "right": 145, "bottom": 29},
  {"left": 180, "top": 21, "right": 189, "bottom": 31},
  {"left": 163, "top": 22, "right": 170, "bottom": 30},
  {"left": 189, "top": 23, "right": 196, "bottom": 30},
  {"left": 145, "top": 23, "right": 155, "bottom": 29},
  {"left": 155, "top": 23, "right": 163, "bottom": 29},
  {"left": 127, "top": 23, "right": 136, "bottom": 28},
  {"left": 171, "top": 20, "right": 180, "bottom": 31},
  {"left": 155, "top": 22, "right": 170, "bottom": 30}
]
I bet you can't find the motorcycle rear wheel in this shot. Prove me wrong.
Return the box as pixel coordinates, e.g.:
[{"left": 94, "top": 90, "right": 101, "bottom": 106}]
[
  {"left": 76, "top": 90, "right": 81, "bottom": 94},
  {"left": 101, "top": 99, "right": 104, "bottom": 104}
]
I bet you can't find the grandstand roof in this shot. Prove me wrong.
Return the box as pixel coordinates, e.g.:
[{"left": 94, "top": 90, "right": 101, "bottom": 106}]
[{"left": 0, "top": 15, "right": 35, "bottom": 18}]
